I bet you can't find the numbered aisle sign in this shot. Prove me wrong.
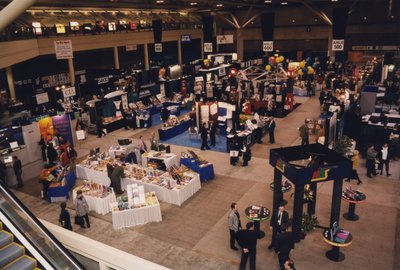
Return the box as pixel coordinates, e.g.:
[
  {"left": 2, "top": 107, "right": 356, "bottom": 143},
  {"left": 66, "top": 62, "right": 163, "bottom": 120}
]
[
  {"left": 155, "top": 43, "right": 162, "bottom": 53},
  {"left": 332, "top": 39, "right": 344, "bottom": 51},
  {"left": 263, "top": 41, "right": 274, "bottom": 52},
  {"left": 204, "top": 43, "right": 213, "bottom": 53}
]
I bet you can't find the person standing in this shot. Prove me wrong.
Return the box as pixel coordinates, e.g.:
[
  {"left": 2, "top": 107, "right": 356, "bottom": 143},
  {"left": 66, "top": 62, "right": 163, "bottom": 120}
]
[
  {"left": 378, "top": 143, "right": 391, "bottom": 176},
  {"left": 59, "top": 202, "right": 72, "bottom": 231},
  {"left": 345, "top": 150, "right": 362, "bottom": 184},
  {"left": 0, "top": 160, "right": 7, "bottom": 186},
  {"left": 161, "top": 107, "right": 170, "bottom": 123},
  {"left": 74, "top": 190, "right": 90, "bottom": 228},
  {"left": 200, "top": 122, "right": 210, "bottom": 150},
  {"left": 268, "top": 117, "right": 276, "bottom": 144},
  {"left": 130, "top": 109, "right": 137, "bottom": 130},
  {"left": 38, "top": 136, "right": 47, "bottom": 161},
  {"left": 122, "top": 109, "right": 130, "bottom": 130},
  {"left": 228, "top": 203, "right": 242, "bottom": 250},
  {"left": 229, "top": 136, "right": 240, "bottom": 166},
  {"left": 299, "top": 119, "right": 309, "bottom": 146},
  {"left": 96, "top": 114, "right": 106, "bottom": 138},
  {"left": 137, "top": 136, "right": 148, "bottom": 154},
  {"left": 209, "top": 120, "right": 217, "bottom": 147},
  {"left": 275, "top": 227, "right": 294, "bottom": 270},
  {"left": 59, "top": 149, "right": 70, "bottom": 167},
  {"left": 237, "top": 222, "right": 258, "bottom": 270},
  {"left": 106, "top": 163, "right": 114, "bottom": 188},
  {"left": 149, "top": 132, "right": 158, "bottom": 151},
  {"left": 67, "top": 144, "right": 78, "bottom": 174},
  {"left": 111, "top": 163, "right": 126, "bottom": 195},
  {"left": 12, "top": 156, "right": 23, "bottom": 188},
  {"left": 268, "top": 204, "right": 289, "bottom": 250},
  {"left": 47, "top": 143, "right": 58, "bottom": 166},
  {"left": 366, "top": 144, "right": 377, "bottom": 178},
  {"left": 241, "top": 142, "right": 251, "bottom": 167}
]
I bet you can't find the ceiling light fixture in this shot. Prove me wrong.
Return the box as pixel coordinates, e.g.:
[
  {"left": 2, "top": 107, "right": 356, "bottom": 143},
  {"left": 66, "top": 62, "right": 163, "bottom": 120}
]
[
  {"left": 264, "top": 0, "right": 272, "bottom": 3},
  {"left": 216, "top": 4, "right": 223, "bottom": 7},
  {"left": 190, "top": 2, "right": 198, "bottom": 5},
  {"left": 156, "top": 0, "right": 164, "bottom": 3},
  {"left": 281, "top": 1, "right": 288, "bottom": 5}
]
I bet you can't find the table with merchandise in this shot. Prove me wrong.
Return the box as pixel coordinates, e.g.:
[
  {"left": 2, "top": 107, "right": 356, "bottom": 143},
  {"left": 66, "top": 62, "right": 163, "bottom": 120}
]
[
  {"left": 141, "top": 151, "right": 179, "bottom": 170},
  {"left": 111, "top": 191, "right": 162, "bottom": 229},
  {"left": 72, "top": 183, "right": 117, "bottom": 215},
  {"left": 341, "top": 187, "right": 366, "bottom": 221},
  {"left": 323, "top": 228, "right": 353, "bottom": 262},
  {"left": 245, "top": 205, "right": 270, "bottom": 239}
]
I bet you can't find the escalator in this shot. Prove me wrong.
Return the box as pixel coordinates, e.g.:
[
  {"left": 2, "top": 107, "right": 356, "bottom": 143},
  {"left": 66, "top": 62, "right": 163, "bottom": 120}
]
[{"left": 0, "top": 183, "right": 85, "bottom": 270}]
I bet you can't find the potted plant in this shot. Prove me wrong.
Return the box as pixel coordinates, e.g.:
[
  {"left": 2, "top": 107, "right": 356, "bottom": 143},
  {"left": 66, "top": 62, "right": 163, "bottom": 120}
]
[
  {"left": 333, "top": 135, "right": 353, "bottom": 156},
  {"left": 300, "top": 213, "right": 319, "bottom": 239}
]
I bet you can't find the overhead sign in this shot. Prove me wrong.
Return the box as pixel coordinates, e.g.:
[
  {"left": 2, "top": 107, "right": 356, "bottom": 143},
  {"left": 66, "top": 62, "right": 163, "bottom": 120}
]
[
  {"left": 62, "top": 86, "right": 76, "bottom": 98},
  {"left": 96, "top": 76, "right": 109, "bottom": 85},
  {"left": 126, "top": 44, "right": 137, "bottom": 51},
  {"left": 204, "top": 43, "right": 213, "bottom": 53},
  {"left": 181, "top": 34, "right": 191, "bottom": 42},
  {"left": 332, "top": 39, "right": 344, "bottom": 51},
  {"left": 155, "top": 43, "right": 162, "bottom": 53},
  {"left": 54, "top": 40, "right": 73, "bottom": 59},
  {"left": 263, "top": 41, "right": 274, "bottom": 52},
  {"left": 216, "top": 35, "right": 234, "bottom": 44}
]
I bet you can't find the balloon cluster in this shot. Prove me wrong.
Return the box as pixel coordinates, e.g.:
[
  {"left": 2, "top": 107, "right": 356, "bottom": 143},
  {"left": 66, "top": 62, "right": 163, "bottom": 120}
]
[
  {"left": 265, "top": 55, "right": 285, "bottom": 72},
  {"left": 297, "top": 60, "right": 315, "bottom": 77}
]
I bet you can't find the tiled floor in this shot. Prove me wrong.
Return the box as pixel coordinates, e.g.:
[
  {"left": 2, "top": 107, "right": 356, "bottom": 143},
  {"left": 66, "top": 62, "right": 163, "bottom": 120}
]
[{"left": 12, "top": 95, "right": 400, "bottom": 270}]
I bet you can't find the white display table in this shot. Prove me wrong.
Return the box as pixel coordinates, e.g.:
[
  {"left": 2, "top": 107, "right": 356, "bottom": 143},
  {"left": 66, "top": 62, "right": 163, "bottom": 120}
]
[
  {"left": 108, "top": 144, "right": 141, "bottom": 164},
  {"left": 76, "top": 164, "right": 110, "bottom": 186},
  {"left": 111, "top": 194, "right": 162, "bottom": 229},
  {"left": 72, "top": 187, "right": 116, "bottom": 216},
  {"left": 141, "top": 151, "right": 179, "bottom": 169}
]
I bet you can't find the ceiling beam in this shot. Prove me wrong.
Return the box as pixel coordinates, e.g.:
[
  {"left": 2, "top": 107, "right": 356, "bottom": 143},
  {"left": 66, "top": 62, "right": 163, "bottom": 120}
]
[
  {"left": 241, "top": 13, "right": 262, "bottom": 29},
  {"left": 214, "top": 12, "right": 239, "bottom": 29},
  {"left": 292, "top": 0, "right": 332, "bottom": 26}
]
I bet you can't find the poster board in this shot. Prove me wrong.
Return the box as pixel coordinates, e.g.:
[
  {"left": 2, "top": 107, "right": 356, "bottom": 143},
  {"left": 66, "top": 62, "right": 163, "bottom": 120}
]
[
  {"left": 54, "top": 40, "right": 73, "bottom": 59},
  {"left": 36, "top": 93, "right": 49, "bottom": 104}
]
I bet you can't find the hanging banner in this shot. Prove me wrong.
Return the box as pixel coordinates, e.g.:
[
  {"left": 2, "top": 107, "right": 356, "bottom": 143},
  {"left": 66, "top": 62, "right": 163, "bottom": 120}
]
[
  {"left": 36, "top": 93, "right": 49, "bottom": 104},
  {"left": 332, "top": 39, "right": 345, "bottom": 51},
  {"left": 62, "top": 86, "right": 76, "bottom": 98},
  {"left": 52, "top": 115, "right": 74, "bottom": 147},
  {"left": 54, "top": 40, "right": 73, "bottom": 59},
  {"left": 216, "top": 35, "right": 234, "bottom": 44},
  {"left": 263, "top": 41, "right": 274, "bottom": 52},
  {"left": 204, "top": 43, "right": 213, "bottom": 53},
  {"left": 155, "top": 43, "right": 163, "bottom": 53}
]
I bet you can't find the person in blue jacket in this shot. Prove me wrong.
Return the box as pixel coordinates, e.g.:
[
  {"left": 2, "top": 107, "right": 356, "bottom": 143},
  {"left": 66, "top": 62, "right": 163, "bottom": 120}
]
[{"left": 59, "top": 202, "right": 72, "bottom": 231}]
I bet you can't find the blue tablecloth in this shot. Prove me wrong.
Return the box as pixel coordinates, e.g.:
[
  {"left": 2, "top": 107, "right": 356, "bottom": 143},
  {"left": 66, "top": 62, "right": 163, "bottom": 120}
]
[
  {"left": 158, "top": 120, "right": 193, "bottom": 140},
  {"left": 47, "top": 173, "right": 76, "bottom": 201},
  {"left": 180, "top": 158, "right": 214, "bottom": 182}
]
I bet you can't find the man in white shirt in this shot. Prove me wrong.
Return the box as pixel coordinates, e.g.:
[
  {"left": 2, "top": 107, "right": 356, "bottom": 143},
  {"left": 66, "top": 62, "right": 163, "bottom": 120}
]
[{"left": 379, "top": 143, "right": 391, "bottom": 176}]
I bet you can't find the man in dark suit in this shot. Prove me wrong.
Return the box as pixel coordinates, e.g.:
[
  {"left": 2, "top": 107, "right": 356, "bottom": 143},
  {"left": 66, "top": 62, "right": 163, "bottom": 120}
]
[
  {"left": 12, "top": 156, "right": 23, "bottom": 188},
  {"left": 200, "top": 122, "right": 210, "bottom": 150},
  {"left": 268, "top": 204, "right": 289, "bottom": 250},
  {"left": 209, "top": 120, "right": 217, "bottom": 147},
  {"left": 237, "top": 222, "right": 258, "bottom": 270},
  {"left": 268, "top": 117, "right": 276, "bottom": 144},
  {"left": 284, "top": 259, "right": 296, "bottom": 270},
  {"left": 275, "top": 226, "right": 295, "bottom": 270},
  {"left": 110, "top": 163, "right": 125, "bottom": 195}
]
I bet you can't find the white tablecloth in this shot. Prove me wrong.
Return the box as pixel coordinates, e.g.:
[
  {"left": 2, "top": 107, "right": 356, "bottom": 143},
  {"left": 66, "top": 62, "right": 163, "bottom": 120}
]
[
  {"left": 112, "top": 204, "right": 162, "bottom": 229},
  {"left": 122, "top": 174, "right": 201, "bottom": 206},
  {"left": 141, "top": 152, "right": 179, "bottom": 169},
  {"left": 108, "top": 144, "right": 136, "bottom": 158},
  {"left": 76, "top": 164, "right": 110, "bottom": 186},
  {"left": 72, "top": 188, "right": 116, "bottom": 216}
]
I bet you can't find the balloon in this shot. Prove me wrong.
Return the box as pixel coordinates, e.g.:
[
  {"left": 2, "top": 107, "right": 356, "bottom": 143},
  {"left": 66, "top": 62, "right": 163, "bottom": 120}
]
[
  {"left": 276, "top": 56, "right": 285, "bottom": 63},
  {"left": 307, "top": 67, "right": 315, "bottom": 75},
  {"left": 299, "top": 61, "right": 306, "bottom": 68},
  {"left": 302, "top": 67, "right": 307, "bottom": 73},
  {"left": 265, "top": 65, "right": 271, "bottom": 71},
  {"left": 298, "top": 69, "right": 304, "bottom": 76}
]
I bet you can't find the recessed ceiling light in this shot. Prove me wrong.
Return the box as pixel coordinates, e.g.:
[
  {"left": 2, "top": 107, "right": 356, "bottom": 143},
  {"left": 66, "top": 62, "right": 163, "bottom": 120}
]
[
  {"left": 281, "top": 1, "right": 288, "bottom": 5},
  {"left": 265, "top": 0, "right": 272, "bottom": 3},
  {"left": 156, "top": 0, "right": 164, "bottom": 3},
  {"left": 314, "top": 18, "right": 318, "bottom": 22},
  {"left": 363, "top": 16, "right": 367, "bottom": 20},
  {"left": 216, "top": 4, "right": 223, "bottom": 7},
  {"left": 291, "top": 19, "right": 295, "bottom": 23},
  {"left": 331, "top": 0, "right": 338, "bottom": 2},
  {"left": 190, "top": 2, "right": 198, "bottom": 5}
]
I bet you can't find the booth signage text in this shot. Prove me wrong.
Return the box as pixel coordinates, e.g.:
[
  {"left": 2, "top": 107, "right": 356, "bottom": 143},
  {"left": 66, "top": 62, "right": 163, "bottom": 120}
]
[
  {"left": 181, "top": 34, "right": 191, "bottom": 42},
  {"left": 216, "top": 35, "right": 234, "bottom": 45},
  {"left": 204, "top": 43, "right": 213, "bottom": 53},
  {"left": 332, "top": 39, "right": 344, "bottom": 51},
  {"left": 263, "top": 41, "right": 274, "bottom": 52},
  {"left": 54, "top": 40, "right": 73, "bottom": 59},
  {"left": 155, "top": 43, "right": 162, "bottom": 53}
]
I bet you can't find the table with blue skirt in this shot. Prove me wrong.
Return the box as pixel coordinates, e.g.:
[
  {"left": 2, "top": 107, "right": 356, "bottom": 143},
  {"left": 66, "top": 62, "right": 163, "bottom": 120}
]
[
  {"left": 180, "top": 158, "right": 214, "bottom": 182},
  {"left": 158, "top": 119, "right": 193, "bottom": 141},
  {"left": 47, "top": 173, "right": 77, "bottom": 202}
]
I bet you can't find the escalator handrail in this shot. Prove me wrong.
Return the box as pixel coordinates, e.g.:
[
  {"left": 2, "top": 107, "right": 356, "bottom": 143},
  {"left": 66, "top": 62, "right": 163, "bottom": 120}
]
[{"left": 0, "top": 182, "right": 86, "bottom": 270}]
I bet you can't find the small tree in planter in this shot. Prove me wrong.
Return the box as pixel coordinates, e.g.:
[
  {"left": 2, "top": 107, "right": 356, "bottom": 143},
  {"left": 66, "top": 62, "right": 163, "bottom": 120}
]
[
  {"left": 333, "top": 135, "right": 353, "bottom": 156},
  {"left": 300, "top": 213, "right": 319, "bottom": 239}
]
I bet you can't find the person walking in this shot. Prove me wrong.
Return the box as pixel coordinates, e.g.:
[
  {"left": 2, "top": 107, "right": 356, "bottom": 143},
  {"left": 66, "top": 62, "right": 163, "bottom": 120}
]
[
  {"left": 366, "top": 144, "right": 378, "bottom": 178},
  {"left": 299, "top": 119, "right": 309, "bottom": 145},
  {"left": 96, "top": 114, "right": 106, "bottom": 138},
  {"left": 345, "top": 150, "right": 362, "bottom": 184},
  {"left": 67, "top": 144, "right": 78, "bottom": 174},
  {"left": 111, "top": 163, "right": 126, "bottom": 195},
  {"left": 268, "top": 117, "right": 276, "bottom": 144},
  {"left": 59, "top": 202, "right": 72, "bottom": 231},
  {"left": 378, "top": 143, "right": 391, "bottom": 176},
  {"left": 241, "top": 142, "right": 251, "bottom": 167},
  {"left": 74, "top": 190, "right": 90, "bottom": 228},
  {"left": 12, "top": 156, "right": 23, "bottom": 188},
  {"left": 228, "top": 203, "right": 242, "bottom": 250},
  {"left": 275, "top": 227, "right": 295, "bottom": 270},
  {"left": 237, "top": 222, "right": 258, "bottom": 270},
  {"left": 200, "top": 122, "right": 210, "bottom": 150},
  {"left": 268, "top": 203, "right": 289, "bottom": 250},
  {"left": 229, "top": 136, "right": 240, "bottom": 166}
]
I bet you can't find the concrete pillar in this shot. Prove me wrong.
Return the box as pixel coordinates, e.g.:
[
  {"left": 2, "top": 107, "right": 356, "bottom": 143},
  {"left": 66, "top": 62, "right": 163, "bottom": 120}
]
[
  {"left": 144, "top": 44, "right": 149, "bottom": 70},
  {"left": 200, "top": 37, "right": 204, "bottom": 59},
  {"left": 113, "top": 46, "right": 120, "bottom": 70},
  {"left": 67, "top": 58, "right": 75, "bottom": 87},
  {"left": 236, "top": 29, "right": 244, "bottom": 61},
  {"left": 0, "top": 0, "right": 36, "bottom": 32},
  {"left": 327, "top": 27, "right": 335, "bottom": 62},
  {"left": 177, "top": 40, "right": 182, "bottom": 65},
  {"left": 6, "top": 66, "right": 16, "bottom": 100}
]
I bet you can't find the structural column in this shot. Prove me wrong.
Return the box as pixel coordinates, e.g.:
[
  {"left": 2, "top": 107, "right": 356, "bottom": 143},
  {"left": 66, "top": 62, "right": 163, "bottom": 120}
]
[
  {"left": 113, "top": 46, "right": 120, "bottom": 70},
  {"left": 327, "top": 27, "right": 335, "bottom": 62},
  {"left": 0, "top": 0, "right": 36, "bottom": 32},
  {"left": 6, "top": 66, "right": 16, "bottom": 100},
  {"left": 177, "top": 40, "right": 182, "bottom": 65},
  {"left": 144, "top": 44, "right": 150, "bottom": 70},
  {"left": 67, "top": 58, "right": 75, "bottom": 87},
  {"left": 200, "top": 37, "right": 204, "bottom": 59},
  {"left": 236, "top": 29, "right": 244, "bottom": 61}
]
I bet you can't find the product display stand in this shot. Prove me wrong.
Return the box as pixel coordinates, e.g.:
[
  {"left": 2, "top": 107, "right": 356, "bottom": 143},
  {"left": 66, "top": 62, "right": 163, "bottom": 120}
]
[
  {"left": 245, "top": 205, "right": 270, "bottom": 239},
  {"left": 323, "top": 230, "right": 353, "bottom": 262},
  {"left": 342, "top": 191, "right": 366, "bottom": 221}
]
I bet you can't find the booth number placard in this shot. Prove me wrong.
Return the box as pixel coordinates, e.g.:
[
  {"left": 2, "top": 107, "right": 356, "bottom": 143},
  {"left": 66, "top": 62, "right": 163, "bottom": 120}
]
[
  {"left": 155, "top": 43, "right": 162, "bottom": 53},
  {"left": 332, "top": 39, "right": 344, "bottom": 51},
  {"left": 263, "top": 41, "right": 274, "bottom": 52},
  {"left": 204, "top": 43, "right": 213, "bottom": 53}
]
